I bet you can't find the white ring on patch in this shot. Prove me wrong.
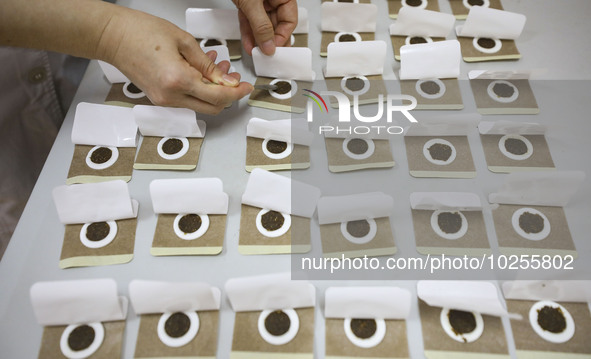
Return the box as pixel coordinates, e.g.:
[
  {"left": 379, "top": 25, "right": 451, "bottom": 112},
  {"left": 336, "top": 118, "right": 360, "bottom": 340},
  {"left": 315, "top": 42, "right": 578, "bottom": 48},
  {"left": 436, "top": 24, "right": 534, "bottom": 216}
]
[
  {"left": 157, "top": 311, "right": 199, "bottom": 348},
  {"left": 473, "top": 37, "right": 502, "bottom": 54},
  {"left": 342, "top": 137, "right": 375, "bottom": 160},
  {"left": 85, "top": 146, "right": 119, "bottom": 170},
  {"left": 340, "top": 75, "right": 370, "bottom": 97},
  {"left": 261, "top": 138, "right": 294, "bottom": 159},
  {"left": 173, "top": 213, "right": 210, "bottom": 240},
  {"left": 335, "top": 31, "right": 362, "bottom": 44},
  {"left": 340, "top": 218, "right": 377, "bottom": 245},
  {"left": 258, "top": 309, "right": 300, "bottom": 346},
  {"left": 122, "top": 81, "right": 146, "bottom": 99},
  {"left": 256, "top": 209, "right": 291, "bottom": 238},
  {"left": 440, "top": 308, "right": 484, "bottom": 343},
  {"left": 157, "top": 137, "right": 189, "bottom": 160},
  {"left": 405, "top": 35, "right": 433, "bottom": 46},
  {"left": 199, "top": 38, "right": 228, "bottom": 49},
  {"left": 463, "top": 0, "right": 490, "bottom": 9},
  {"left": 344, "top": 318, "right": 386, "bottom": 349},
  {"left": 402, "top": 0, "right": 428, "bottom": 9},
  {"left": 423, "top": 138, "right": 457, "bottom": 165},
  {"left": 498, "top": 134, "right": 533, "bottom": 161},
  {"left": 79, "top": 221, "right": 117, "bottom": 249},
  {"left": 431, "top": 210, "right": 468, "bottom": 240},
  {"left": 290, "top": 34, "right": 295, "bottom": 46},
  {"left": 268, "top": 79, "right": 297, "bottom": 100},
  {"left": 60, "top": 322, "right": 104, "bottom": 359},
  {"left": 529, "top": 300, "right": 575, "bottom": 344},
  {"left": 416, "top": 79, "right": 446, "bottom": 99},
  {"left": 512, "top": 207, "right": 551, "bottom": 241},
  {"left": 487, "top": 80, "right": 519, "bottom": 103}
]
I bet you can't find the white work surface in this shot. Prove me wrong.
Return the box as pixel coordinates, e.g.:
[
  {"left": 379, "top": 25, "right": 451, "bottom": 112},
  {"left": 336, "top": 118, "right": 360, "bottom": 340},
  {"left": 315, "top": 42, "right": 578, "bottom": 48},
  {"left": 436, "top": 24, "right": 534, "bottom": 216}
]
[{"left": 1, "top": 0, "right": 591, "bottom": 358}]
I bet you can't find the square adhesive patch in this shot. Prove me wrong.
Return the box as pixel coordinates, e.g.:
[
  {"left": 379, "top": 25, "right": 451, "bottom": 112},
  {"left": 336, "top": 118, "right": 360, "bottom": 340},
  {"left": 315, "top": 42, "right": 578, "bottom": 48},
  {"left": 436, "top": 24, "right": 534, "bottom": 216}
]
[{"left": 67, "top": 145, "right": 135, "bottom": 184}]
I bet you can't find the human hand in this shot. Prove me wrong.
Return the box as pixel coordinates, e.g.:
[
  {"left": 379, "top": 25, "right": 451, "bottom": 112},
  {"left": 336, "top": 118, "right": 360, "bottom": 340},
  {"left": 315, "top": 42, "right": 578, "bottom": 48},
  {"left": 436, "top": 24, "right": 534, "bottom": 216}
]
[
  {"left": 98, "top": 7, "right": 253, "bottom": 115},
  {"left": 232, "top": 0, "right": 298, "bottom": 56}
]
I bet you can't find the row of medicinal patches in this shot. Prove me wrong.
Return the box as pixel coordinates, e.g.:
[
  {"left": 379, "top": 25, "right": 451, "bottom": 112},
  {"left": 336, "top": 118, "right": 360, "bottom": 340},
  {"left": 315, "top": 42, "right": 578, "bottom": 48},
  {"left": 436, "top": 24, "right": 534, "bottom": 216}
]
[
  {"left": 51, "top": 170, "right": 584, "bottom": 269},
  {"left": 30, "top": 276, "right": 591, "bottom": 359}
]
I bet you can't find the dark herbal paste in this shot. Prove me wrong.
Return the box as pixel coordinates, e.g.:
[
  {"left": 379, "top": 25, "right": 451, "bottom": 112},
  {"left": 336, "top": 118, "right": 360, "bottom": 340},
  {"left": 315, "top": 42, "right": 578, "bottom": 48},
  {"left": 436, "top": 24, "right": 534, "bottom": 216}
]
[
  {"left": 90, "top": 147, "right": 112, "bottom": 164},
  {"left": 537, "top": 305, "right": 566, "bottom": 334},
  {"left": 162, "top": 138, "right": 184, "bottom": 155},
  {"left": 519, "top": 212, "right": 545, "bottom": 234},
  {"left": 68, "top": 325, "right": 96, "bottom": 351},
  {"left": 179, "top": 214, "right": 202, "bottom": 234},
  {"left": 346, "top": 220, "right": 371, "bottom": 238},
  {"left": 438, "top": 212, "right": 463, "bottom": 234},
  {"left": 261, "top": 211, "right": 285, "bottom": 232},
  {"left": 265, "top": 310, "right": 291, "bottom": 336},
  {"left": 428, "top": 143, "right": 452, "bottom": 162},
  {"left": 347, "top": 138, "right": 369, "bottom": 155},
  {"left": 165, "top": 312, "right": 191, "bottom": 338},
  {"left": 266, "top": 140, "right": 288, "bottom": 154},
  {"left": 86, "top": 222, "right": 110, "bottom": 242}
]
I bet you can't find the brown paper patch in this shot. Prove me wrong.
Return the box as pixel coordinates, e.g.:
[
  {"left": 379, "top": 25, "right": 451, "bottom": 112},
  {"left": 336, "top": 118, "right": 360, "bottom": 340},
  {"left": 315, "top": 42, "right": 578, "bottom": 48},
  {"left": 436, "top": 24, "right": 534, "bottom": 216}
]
[
  {"left": 491, "top": 205, "right": 577, "bottom": 257},
  {"left": 325, "top": 75, "right": 387, "bottom": 107},
  {"left": 405, "top": 136, "right": 476, "bottom": 178},
  {"left": 325, "top": 318, "right": 409, "bottom": 358},
  {"left": 320, "top": 32, "right": 375, "bottom": 57},
  {"left": 248, "top": 77, "right": 311, "bottom": 113},
  {"left": 134, "top": 311, "right": 219, "bottom": 358},
  {"left": 38, "top": 321, "right": 125, "bottom": 359},
  {"left": 325, "top": 138, "right": 395, "bottom": 173},
  {"left": 319, "top": 217, "right": 397, "bottom": 258},
  {"left": 449, "top": 0, "right": 504, "bottom": 19},
  {"left": 411, "top": 209, "right": 491, "bottom": 256},
  {"left": 105, "top": 83, "right": 153, "bottom": 107},
  {"left": 470, "top": 78, "right": 539, "bottom": 115},
  {"left": 134, "top": 136, "right": 204, "bottom": 171},
  {"left": 151, "top": 214, "right": 226, "bottom": 256},
  {"left": 66, "top": 145, "right": 135, "bottom": 184},
  {"left": 59, "top": 218, "right": 137, "bottom": 269},
  {"left": 457, "top": 36, "right": 521, "bottom": 62},
  {"left": 245, "top": 137, "right": 310, "bottom": 172},
  {"left": 480, "top": 134, "right": 555, "bottom": 173},
  {"left": 391, "top": 35, "right": 447, "bottom": 60},
  {"left": 231, "top": 308, "right": 314, "bottom": 357},
  {"left": 238, "top": 204, "right": 310, "bottom": 255},
  {"left": 196, "top": 38, "right": 242, "bottom": 60},
  {"left": 388, "top": 0, "right": 440, "bottom": 18},
  {"left": 419, "top": 300, "right": 510, "bottom": 358},
  {"left": 506, "top": 300, "right": 591, "bottom": 357},
  {"left": 292, "top": 34, "right": 309, "bottom": 48},
  {"left": 399, "top": 79, "right": 464, "bottom": 110}
]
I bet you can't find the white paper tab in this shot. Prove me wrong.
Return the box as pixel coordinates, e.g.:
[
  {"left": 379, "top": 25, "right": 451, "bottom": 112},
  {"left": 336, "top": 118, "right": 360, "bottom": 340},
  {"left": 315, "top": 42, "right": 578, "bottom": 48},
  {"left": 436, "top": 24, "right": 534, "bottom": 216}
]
[
  {"left": 97, "top": 60, "right": 129, "bottom": 84},
  {"left": 325, "top": 287, "right": 411, "bottom": 320},
  {"left": 479, "top": 121, "right": 546, "bottom": 135},
  {"left": 133, "top": 105, "right": 205, "bottom": 138},
  {"left": 488, "top": 171, "right": 586, "bottom": 207},
  {"left": 456, "top": 7, "right": 526, "bottom": 40},
  {"left": 321, "top": 2, "right": 377, "bottom": 33},
  {"left": 71, "top": 102, "right": 137, "bottom": 147},
  {"left": 247, "top": 118, "right": 313, "bottom": 146},
  {"left": 225, "top": 272, "right": 315, "bottom": 312},
  {"left": 418, "top": 280, "right": 511, "bottom": 318},
  {"left": 294, "top": 7, "right": 309, "bottom": 34},
  {"left": 405, "top": 114, "right": 479, "bottom": 136},
  {"left": 410, "top": 192, "right": 482, "bottom": 211},
  {"left": 150, "top": 178, "right": 228, "bottom": 215},
  {"left": 502, "top": 281, "right": 591, "bottom": 303},
  {"left": 30, "top": 278, "right": 128, "bottom": 326},
  {"left": 53, "top": 180, "right": 138, "bottom": 224},
  {"left": 241, "top": 169, "right": 321, "bottom": 218},
  {"left": 252, "top": 47, "right": 315, "bottom": 81},
  {"left": 468, "top": 70, "right": 532, "bottom": 80},
  {"left": 324, "top": 41, "right": 387, "bottom": 78},
  {"left": 318, "top": 192, "right": 393, "bottom": 225},
  {"left": 129, "top": 280, "right": 221, "bottom": 314},
  {"left": 400, "top": 40, "right": 461, "bottom": 80},
  {"left": 186, "top": 8, "right": 241, "bottom": 40},
  {"left": 389, "top": 7, "right": 455, "bottom": 37}
]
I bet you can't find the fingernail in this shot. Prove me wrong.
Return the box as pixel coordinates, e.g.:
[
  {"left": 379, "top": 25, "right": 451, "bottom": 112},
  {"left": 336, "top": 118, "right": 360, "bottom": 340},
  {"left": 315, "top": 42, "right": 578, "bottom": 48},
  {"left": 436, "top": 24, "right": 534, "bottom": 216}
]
[
  {"left": 222, "top": 74, "right": 239, "bottom": 86},
  {"left": 261, "top": 40, "right": 276, "bottom": 55}
]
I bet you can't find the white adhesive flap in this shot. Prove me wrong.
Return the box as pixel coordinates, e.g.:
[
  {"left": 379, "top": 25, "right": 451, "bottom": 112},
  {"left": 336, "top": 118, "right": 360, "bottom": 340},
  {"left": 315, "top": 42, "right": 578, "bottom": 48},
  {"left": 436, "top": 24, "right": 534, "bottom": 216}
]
[
  {"left": 53, "top": 180, "right": 139, "bottom": 224},
  {"left": 133, "top": 105, "right": 205, "bottom": 138},
  {"left": 225, "top": 272, "right": 315, "bottom": 312},
  {"left": 321, "top": 2, "right": 377, "bottom": 32},
  {"left": 129, "top": 280, "right": 221, "bottom": 314},
  {"left": 456, "top": 7, "right": 526, "bottom": 40},
  {"left": 185, "top": 8, "right": 240, "bottom": 40},
  {"left": 405, "top": 114, "right": 480, "bottom": 136},
  {"left": 241, "top": 169, "right": 321, "bottom": 218},
  {"left": 246, "top": 118, "right": 313, "bottom": 146},
  {"left": 479, "top": 121, "right": 546, "bottom": 135},
  {"left": 410, "top": 192, "right": 482, "bottom": 211},
  {"left": 150, "top": 178, "right": 228, "bottom": 215},
  {"left": 252, "top": 47, "right": 315, "bottom": 81},
  {"left": 389, "top": 7, "right": 455, "bottom": 37},
  {"left": 30, "top": 278, "right": 128, "bottom": 326},
  {"left": 399, "top": 40, "right": 461, "bottom": 80},
  {"left": 488, "top": 171, "right": 586, "bottom": 207},
  {"left": 325, "top": 287, "right": 411, "bottom": 320},
  {"left": 324, "top": 41, "right": 387, "bottom": 78},
  {"left": 317, "top": 192, "right": 393, "bottom": 225},
  {"left": 97, "top": 60, "right": 129, "bottom": 84},
  {"left": 502, "top": 281, "right": 591, "bottom": 303},
  {"left": 294, "top": 7, "right": 309, "bottom": 34},
  {"left": 418, "top": 281, "right": 512, "bottom": 318},
  {"left": 71, "top": 102, "right": 137, "bottom": 147}
]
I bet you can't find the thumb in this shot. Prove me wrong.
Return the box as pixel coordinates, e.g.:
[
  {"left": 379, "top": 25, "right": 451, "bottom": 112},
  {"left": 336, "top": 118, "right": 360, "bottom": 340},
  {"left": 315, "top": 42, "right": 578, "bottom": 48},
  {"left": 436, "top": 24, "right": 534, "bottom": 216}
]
[
  {"left": 235, "top": 1, "right": 276, "bottom": 55},
  {"left": 180, "top": 43, "right": 238, "bottom": 87}
]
